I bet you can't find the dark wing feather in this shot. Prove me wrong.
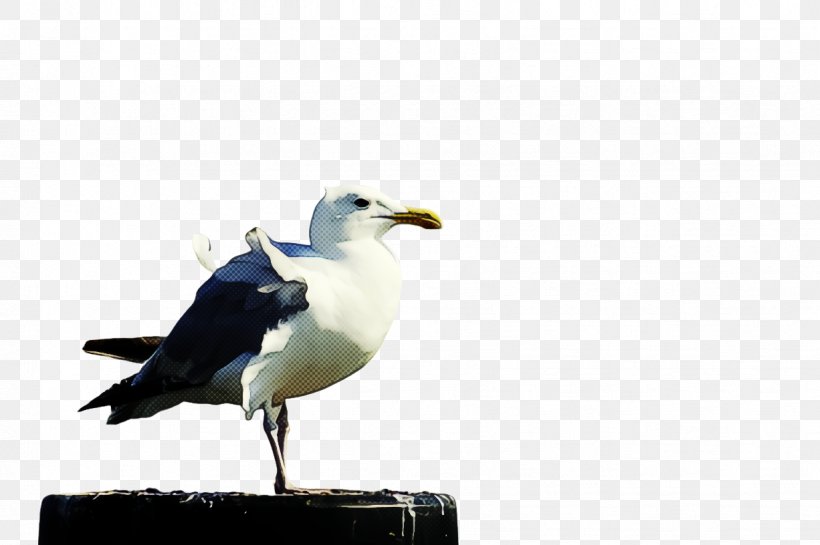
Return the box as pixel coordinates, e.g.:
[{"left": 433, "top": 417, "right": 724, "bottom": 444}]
[
  {"left": 80, "top": 233, "right": 309, "bottom": 411},
  {"left": 82, "top": 336, "right": 165, "bottom": 363}
]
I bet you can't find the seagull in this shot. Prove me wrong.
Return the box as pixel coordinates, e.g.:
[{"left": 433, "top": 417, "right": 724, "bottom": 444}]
[{"left": 79, "top": 185, "right": 442, "bottom": 494}]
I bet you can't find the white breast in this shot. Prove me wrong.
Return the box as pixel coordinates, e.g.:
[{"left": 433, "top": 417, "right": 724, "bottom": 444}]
[
  {"left": 239, "top": 239, "right": 402, "bottom": 416},
  {"left": 296, "top": 239, "right": 401, "bottom": 354}
]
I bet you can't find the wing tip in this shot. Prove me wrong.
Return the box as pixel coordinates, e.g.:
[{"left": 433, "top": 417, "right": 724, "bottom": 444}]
[{"left": 78, "top": 399, "right": 102, "bottom": 412}]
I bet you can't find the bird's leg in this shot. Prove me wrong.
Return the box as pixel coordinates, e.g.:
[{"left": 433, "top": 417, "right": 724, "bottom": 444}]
[
  {"left": 263, "top": 400, "right": 311, "bottom": 495},
  {"left": 276, "top": 400, "right": 290, "bottom": 463},
  {"left": 262, "top": 401, "right": 289, "bottom": 493}
]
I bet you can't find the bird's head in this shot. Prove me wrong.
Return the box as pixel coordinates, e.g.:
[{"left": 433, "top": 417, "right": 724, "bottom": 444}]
[{"left": 309, "top": 185, "right": 442, "bottom": 252}]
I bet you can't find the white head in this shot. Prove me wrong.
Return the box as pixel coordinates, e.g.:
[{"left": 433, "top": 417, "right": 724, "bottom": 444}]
[{"left": 309, "top": 185, "right": 442, "bottom": 253}]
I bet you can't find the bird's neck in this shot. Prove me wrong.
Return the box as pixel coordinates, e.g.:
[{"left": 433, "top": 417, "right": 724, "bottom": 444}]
[
  {"left": 339, "top": 238, "right": 402, "bottom": 350},
  {"left": 313, "top": 236, "right": 393, "bottom": 261}
]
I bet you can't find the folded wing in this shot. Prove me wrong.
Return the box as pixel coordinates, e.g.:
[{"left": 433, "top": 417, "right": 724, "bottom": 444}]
[{"left": 80, "top": 228, "right": 309, "bottom": 412}]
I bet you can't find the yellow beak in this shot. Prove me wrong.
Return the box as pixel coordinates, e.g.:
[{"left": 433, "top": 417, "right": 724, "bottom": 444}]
[{"left": 386, "top": 206, "right": 443, "bottom": 229}]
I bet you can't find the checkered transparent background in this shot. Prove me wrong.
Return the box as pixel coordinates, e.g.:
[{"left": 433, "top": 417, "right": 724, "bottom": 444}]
[{"left": 2, "top": 1, "right": 820, "bottom": 543}]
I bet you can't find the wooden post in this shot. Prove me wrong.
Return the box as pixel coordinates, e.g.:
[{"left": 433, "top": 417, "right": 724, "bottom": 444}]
[{"left": 40, "top": 489, "right": 458, "bottom": 545}]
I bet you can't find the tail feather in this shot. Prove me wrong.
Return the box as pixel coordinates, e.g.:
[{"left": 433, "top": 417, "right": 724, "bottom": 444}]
[
  {"left": 82, "top": 337, "right": 164, "bottom": 363},
  {"left": 80, "top": 336, "right": 192, "bottom": 423},
  {"left": 107, "top": 392, "right": 187, "bottom": 425},
  {"left": 106, "top": 404, "right": 136, "bottom": 425}
]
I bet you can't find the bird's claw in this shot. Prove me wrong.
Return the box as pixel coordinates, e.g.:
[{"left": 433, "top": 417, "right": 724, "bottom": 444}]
[
  {"left": 274, "top": 478, "right": 313, "bottom": 495},
  {"left": 275, "top": 486, "right": 314, "bottom": 495},
  {"left": 276, "top": 486, "right": 361, "bottom": 496}
]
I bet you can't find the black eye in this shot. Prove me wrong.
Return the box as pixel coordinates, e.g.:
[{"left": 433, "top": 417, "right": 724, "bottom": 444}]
[{"left": 353, "top": 198, "right": 370, "bottom": 208}]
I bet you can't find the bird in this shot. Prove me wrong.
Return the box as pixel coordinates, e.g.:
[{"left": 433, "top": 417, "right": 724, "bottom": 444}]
[{"left": 79, "top": 185, "right": 442, "bottom": 494}]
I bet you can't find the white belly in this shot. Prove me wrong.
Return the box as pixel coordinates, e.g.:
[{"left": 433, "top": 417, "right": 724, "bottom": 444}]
[{"left": 242, "top": 311, "right": 375, "bottom": 410}]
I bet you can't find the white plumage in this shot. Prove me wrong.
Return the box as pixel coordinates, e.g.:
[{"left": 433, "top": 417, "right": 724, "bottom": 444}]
[{"left": 81, "top": 185, "right": 442, "bottom": 493}]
